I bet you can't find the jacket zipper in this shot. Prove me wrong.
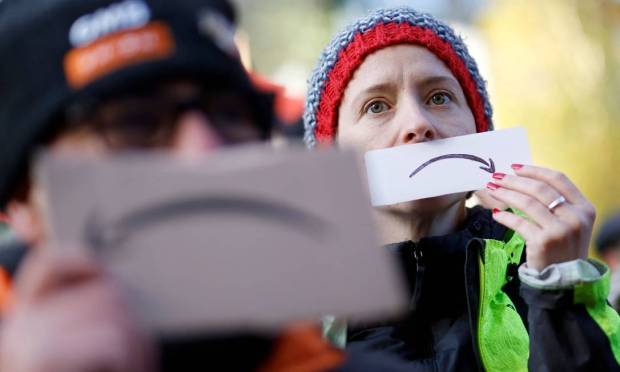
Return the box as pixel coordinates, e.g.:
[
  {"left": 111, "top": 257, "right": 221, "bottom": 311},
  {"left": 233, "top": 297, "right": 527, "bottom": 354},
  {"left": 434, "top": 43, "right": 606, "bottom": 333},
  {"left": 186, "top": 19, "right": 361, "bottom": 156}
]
[
  {"left": 407, "top": 242, "right": 438, "bottom": 370},
  {"left": 409, "top": 242, "right": 425, "bottom": 312},
  {"left": 465, "top": 238, "right": 486, "bottom": 372}
]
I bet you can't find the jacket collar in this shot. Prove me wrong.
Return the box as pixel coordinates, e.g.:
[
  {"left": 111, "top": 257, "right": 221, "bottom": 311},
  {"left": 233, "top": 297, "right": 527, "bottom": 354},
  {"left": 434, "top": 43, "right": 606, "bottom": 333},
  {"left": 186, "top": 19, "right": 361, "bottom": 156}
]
[{"left": 385, "top": 206, "right": 507, "bottom": 318}]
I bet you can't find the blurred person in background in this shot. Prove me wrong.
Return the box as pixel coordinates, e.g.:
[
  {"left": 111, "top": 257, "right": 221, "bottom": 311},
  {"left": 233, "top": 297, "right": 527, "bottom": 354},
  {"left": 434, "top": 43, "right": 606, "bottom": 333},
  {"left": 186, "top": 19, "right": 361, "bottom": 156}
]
[
  {"left": 304, "top": 7, "right": 620, "bottom": 371},
  {"left": 250, "top": 73, "right": 306, "bottom": 140},
  {"left": 0, "top": 0, "right": 349, "bottom": 371},
  {"left": 596, "top": 211, "right": 620, "bottom": 311}
]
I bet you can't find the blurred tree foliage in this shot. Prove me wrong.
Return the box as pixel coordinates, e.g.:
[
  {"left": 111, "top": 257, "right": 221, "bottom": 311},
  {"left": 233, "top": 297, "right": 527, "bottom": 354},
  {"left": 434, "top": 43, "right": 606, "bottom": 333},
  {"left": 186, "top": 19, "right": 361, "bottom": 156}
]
[
  {"left": 481, "top": 0, "right": 620, "bottom": 248},
  {"left": 234, "top": 0, "right": 334, "bottom": 76}
]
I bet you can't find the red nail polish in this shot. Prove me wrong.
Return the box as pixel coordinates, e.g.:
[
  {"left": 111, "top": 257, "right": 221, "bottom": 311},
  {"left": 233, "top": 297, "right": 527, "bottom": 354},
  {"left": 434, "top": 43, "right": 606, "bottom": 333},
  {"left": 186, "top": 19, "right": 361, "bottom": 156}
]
[
  {"left": 492, "top": 172, "right": 506, "bottom": 180},
  {"left": 492, "top": 208, "right": 500, "bottom": 214},
  {"left": 487, "top": 182, "right": 500, "bottom": 191},
  {"left": 511, "top": 164, "right": 524, "bottom": 170}
]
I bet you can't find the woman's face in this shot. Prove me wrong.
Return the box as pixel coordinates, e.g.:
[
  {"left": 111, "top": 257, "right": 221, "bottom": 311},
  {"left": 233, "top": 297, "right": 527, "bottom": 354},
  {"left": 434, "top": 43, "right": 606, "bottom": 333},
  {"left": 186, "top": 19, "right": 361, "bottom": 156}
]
[
  {"left": 337, "top": 44, "right": 477, "bottom": 213},
  {"left": 337, "top": 44, "right": 476, "bottom": 150}
]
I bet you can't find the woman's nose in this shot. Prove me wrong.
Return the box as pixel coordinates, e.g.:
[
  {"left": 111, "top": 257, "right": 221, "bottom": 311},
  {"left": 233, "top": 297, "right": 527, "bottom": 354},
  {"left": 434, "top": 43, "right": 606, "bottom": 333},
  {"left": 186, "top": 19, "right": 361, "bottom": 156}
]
[
  {"left": 171, "top": 110, "right": 223, "bottom": 159},
  {"left": 395, "top": 102, "right": 436, "bottom": 146}
]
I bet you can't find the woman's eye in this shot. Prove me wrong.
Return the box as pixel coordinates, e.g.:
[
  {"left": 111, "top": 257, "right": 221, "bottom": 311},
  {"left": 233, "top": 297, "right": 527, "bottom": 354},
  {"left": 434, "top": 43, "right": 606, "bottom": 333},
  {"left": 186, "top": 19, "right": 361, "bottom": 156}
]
[
  {"left": 429, "top": 93, "right": 452, "bottom": 105},
  {"left": 365, "top": 101, "right": 390, "bottom": 114}
]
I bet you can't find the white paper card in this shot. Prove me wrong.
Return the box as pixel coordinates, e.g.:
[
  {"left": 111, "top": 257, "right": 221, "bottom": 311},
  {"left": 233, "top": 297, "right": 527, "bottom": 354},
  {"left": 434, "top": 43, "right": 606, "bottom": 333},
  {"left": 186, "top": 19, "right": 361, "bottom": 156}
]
[
  {"left": 365, "top": 127, "right": 532, "bottom": 206},
  {"left": 36, "top": 146, "right": 407, "bottom": 336}
]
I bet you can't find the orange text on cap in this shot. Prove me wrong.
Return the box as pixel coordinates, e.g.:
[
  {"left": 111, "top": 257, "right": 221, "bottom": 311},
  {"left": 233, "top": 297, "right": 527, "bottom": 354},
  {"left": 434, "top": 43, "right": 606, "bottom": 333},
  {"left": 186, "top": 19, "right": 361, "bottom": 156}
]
[{"left": 64, "top": 21, "right": 175, "bottom": 89}]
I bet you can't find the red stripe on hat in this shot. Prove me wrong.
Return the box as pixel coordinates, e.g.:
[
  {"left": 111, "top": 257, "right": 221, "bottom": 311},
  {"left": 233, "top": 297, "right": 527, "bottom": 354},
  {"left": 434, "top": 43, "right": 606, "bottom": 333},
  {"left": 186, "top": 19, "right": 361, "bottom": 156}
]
[{"left": 315, "top": 22, "right": 489, "bottom": 143}]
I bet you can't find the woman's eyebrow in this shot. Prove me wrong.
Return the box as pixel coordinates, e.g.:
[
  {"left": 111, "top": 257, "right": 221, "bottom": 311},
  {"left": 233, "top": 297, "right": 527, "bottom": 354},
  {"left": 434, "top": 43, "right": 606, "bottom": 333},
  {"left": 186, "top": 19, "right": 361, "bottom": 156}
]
[
  {"left": 416, "top": 75, "right": 461, "bottom": 91},
  {"left": 351, "top": 82, "right": 397, "bottom": 109}
]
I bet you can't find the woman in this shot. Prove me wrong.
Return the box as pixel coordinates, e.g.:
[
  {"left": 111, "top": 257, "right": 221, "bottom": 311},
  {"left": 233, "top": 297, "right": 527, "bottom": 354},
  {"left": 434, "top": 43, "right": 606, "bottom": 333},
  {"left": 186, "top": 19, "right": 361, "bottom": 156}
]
[{"left": 304, "top": 7, "right": 620, "bottom": 371}]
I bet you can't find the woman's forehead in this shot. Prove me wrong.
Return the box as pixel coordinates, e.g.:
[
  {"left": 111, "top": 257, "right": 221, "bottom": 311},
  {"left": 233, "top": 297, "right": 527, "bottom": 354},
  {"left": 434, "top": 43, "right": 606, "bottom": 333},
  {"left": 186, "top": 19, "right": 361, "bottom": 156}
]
[
  {"left": 358, "top": 45, "right": 452, "bottom": 80},
  {"left": 345, "top": 44, "right": 460, "bottom": 95}
]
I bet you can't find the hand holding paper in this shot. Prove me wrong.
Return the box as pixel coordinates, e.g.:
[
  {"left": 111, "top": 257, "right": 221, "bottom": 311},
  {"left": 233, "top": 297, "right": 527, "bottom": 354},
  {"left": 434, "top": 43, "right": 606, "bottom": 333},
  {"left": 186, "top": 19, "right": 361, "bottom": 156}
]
[
  {"left": 363, "top": 126, "right": 596, "bottom": 271},
  {"left": 488, "top": 164, "right": 596, "bottom": 271}
]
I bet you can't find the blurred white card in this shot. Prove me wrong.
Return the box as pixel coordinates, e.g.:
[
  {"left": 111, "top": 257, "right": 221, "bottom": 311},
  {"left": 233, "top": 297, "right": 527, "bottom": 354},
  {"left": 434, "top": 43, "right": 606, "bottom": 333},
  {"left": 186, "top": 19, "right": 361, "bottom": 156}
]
[
  {"left": 36, "top": 145, "right": 407, "bottom": 337},
  {"left": 365, "top": 127, "right": 532, "bottom": 206}
]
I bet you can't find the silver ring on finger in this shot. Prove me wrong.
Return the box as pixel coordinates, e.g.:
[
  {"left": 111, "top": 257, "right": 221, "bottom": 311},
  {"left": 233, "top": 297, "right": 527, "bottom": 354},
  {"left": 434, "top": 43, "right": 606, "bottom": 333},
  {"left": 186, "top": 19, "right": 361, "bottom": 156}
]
[{"left": 547, "top": 195, "right": 567, "bottom": 213}]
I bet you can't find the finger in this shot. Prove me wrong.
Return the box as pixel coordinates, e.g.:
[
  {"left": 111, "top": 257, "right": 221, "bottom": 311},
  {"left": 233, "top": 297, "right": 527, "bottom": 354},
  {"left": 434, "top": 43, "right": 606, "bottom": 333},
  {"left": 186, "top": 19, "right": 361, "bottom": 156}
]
[
  {"left": 492, "top": 209, "right": 542, "bottom": 241},
  {"left": 45, "top": 279, "right": 125, "bottom": 314},
  {"left": 490, "top": 172, "right": 582, "bottom": 224},
  {"left": 62, "top": 322, "right": 153, "bottom": 372},
  {"left": 510, "top": 164, "right": 586, "bottom": 205},
  {"left": 487, "top": 183, "right": 555, "bottom": 228},
  {"left": 14, "top": 249, "right": 101, "bottom": 304},
  {"left": 491, "top": 173, "right": 563, "bottom": 210},
  {"left": 42, "top": 281, "right": 153, "bottom": 372},
  {"left": 473, "top": 189, "right": 509, "bottom": 210}
]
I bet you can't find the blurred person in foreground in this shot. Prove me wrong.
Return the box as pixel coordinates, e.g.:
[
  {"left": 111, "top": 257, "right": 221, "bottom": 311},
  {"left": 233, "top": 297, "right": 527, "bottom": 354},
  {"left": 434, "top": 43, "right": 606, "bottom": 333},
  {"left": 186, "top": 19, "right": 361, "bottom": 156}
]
[
  {"left": 0, "top": 0, "right": 350, "bottom": 371},
  {"left": 304, "top": 7, "right": 620, "bottom": 371},
  {"left": 596, "top": 211, "right": 620, "bottom": 311}
]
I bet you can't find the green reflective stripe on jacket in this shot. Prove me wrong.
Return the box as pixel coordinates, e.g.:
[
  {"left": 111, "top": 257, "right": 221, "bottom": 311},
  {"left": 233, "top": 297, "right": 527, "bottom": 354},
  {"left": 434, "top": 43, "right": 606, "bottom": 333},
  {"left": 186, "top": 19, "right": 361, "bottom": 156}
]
[
  {"left": 477, "top": 232, "right": 529, "bottom": 372},
  {"left": 574, "top": 260, "right": 620, "bottom": 365},
  {"left": 321, "top": 315, "right": 348, "bottom": 349}
]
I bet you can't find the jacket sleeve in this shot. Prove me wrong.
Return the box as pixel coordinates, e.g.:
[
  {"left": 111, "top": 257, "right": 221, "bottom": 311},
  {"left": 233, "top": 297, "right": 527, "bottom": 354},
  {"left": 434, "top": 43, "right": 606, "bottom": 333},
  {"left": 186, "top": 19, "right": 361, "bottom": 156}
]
[{"left": 520, "top": 259, "right": 620, "bottom": 371}]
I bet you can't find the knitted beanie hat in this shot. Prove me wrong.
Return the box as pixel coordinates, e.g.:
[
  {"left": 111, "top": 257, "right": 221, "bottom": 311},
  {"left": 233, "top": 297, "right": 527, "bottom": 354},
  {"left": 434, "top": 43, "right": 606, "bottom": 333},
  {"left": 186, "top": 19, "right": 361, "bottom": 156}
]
[
  {"left": 0, "top": 0, "right": 273, "bottom": 208},
  {"left": 304, "top": 7, "right": 493, "bottom": 148}
]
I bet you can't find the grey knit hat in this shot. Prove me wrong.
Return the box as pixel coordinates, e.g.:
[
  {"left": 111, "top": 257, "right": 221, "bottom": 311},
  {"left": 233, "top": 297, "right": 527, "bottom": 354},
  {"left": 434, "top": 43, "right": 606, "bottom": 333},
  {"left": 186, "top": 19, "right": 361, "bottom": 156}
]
[{"left": 303, "top": 7, "right": 493, "bottom": 148}]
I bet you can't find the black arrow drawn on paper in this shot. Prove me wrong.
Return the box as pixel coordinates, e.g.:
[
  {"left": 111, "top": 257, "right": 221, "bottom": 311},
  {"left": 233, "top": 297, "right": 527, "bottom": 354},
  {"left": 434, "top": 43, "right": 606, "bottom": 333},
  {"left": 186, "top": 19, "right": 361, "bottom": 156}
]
[{"left": 409, "top": 154, "right": 495, "bottom": 178}]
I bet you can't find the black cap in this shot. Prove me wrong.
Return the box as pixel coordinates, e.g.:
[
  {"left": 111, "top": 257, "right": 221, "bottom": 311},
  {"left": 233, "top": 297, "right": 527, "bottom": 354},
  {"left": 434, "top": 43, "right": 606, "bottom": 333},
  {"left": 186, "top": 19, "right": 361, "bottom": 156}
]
[
  {"left": 596, "top": 211, "right": 620, "bottom": 254},
  {"left": 0, "top": 0, "right": 272, "bottom": 208}
]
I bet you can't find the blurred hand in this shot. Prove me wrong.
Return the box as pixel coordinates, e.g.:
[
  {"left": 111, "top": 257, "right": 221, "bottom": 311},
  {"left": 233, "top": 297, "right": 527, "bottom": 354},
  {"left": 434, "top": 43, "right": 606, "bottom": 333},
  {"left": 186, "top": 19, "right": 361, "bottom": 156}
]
[
  {"left": 487, "top": 165, "right": 596, "bottom": 272},
  {"left": 0, "top": 250, "right": 156, "bottom": 372}
]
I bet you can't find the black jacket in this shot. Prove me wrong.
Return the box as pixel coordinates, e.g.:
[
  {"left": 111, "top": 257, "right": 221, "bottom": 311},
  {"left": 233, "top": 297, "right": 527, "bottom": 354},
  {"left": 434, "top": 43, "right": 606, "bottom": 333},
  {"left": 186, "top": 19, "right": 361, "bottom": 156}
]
[{"left": 336, "top": 207, "right": 620, "bottom": 371}]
